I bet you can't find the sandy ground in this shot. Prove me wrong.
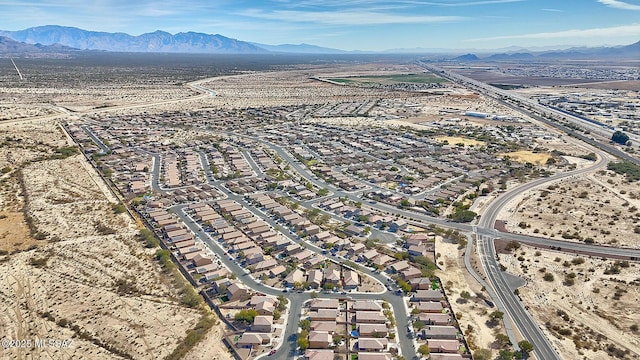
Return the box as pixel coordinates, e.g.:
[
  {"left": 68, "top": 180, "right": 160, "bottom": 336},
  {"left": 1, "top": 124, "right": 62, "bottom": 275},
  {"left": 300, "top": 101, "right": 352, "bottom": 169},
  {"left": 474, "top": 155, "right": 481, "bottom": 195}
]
[
  {"left": 501, "top": 172, "right": 640, "bottom": 248},
  {"left": 436, "top": 136, "right": 485, "bottom": 147},
  {"left": 435, "top": 237, "right": 504, "bottom": 357},
  {"left": 184, "top": 320, "right": 234, "bottom": 360},
  {"left": 0, "top": 212, "right": 34, "bottom": 252},
  {"left": 499, "top": 151, "right": 552, "bottom": 165},
  {"left": 499, "top": 244, "right": 640, "bottom": 360}
]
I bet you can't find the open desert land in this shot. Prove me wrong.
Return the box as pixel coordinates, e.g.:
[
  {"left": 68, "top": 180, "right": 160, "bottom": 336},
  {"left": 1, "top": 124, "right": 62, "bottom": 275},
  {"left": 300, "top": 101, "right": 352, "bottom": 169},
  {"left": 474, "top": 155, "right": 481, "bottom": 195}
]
[
  {"left": 435, "top": 237, "right": 511, "bottom": 359},
  {"left": 0, "top": 117, "right": 231, "bottom": 358},
  {"left": 498, "top": 243, "right": 640, "bottom": 360},
  {"left": 499, "top": 150, "right": 552, "bottom": 165},
  {"left": 500, "top": 170, "right": 640, "bottom": 248}
]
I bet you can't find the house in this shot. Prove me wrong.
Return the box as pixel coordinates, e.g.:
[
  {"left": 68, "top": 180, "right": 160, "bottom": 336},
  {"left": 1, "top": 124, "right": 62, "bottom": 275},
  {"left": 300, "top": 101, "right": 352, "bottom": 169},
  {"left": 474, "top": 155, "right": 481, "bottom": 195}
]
[
  {"left": 251, "top": 296, "right": 276, "bottom": 315},
  {"left": 409, "top": 277, "right": 432, "bottom": 291},
  {"left": 309, "top": 298, "right": 339, "bottom": 310},
  {"left": 304, "top": 224, "right": 321, "bottom": 236},
  {"left": 389, "top": 260, "right": 411, "bottom": 273},
  {"left": 413, "top": 289, "right": 444, "bottom": 302},
  {"left": 286, "top": 243, "right": 303, "bottom": 255},
  {"left": 355, "top": 311, "right": 387, "bottom": 324},
  {"left": 358, "top": 324, "right": 389, "bottom": 337},
  {"left": 195, "top": 263, "right": 217, "bottom": 274},
  {"left": 236, "top": 332, "right": 270, "bottom": 348},
  {"left": 305, "top": 349, "right": 335, "bottom": 360},
  {"left": 251, "top": 315, "right": 273, "bottom": 333},
  {"left": 310, "top": 321, "right": 337, "bottom": 334},
  {"left": 351, "top": 301, "right": 382, "bottom": 312},
  {"left": 422, "top": 325, "right": 458, "bottom": 340},
  {"left": 348, "top": 242, "right": 366, "bottom": 256},
  {"left": 304, "top": 256, "right": 324, "bottom": 269},
  {"left": 417, "top": 313, "right": 451, "bottom": 326},
  {"left": 371, "top": 254, "right": 393, "bottom": 268},
  {"left": 408, "top": 244, "right": 430, "bottom": 257},
  {"left": 356, "top": 338, "right": 389, "bottom": 352},
  {"left": 307, "top": 269, "right": 324, "bottom": 289},
  {"left": 415, "top": 301, "right": 444, "bottom": 313},
  {"left": 401, "top": 266, "right": 422, "bottom": 280},
  {"left": 344, "top": 224, "right": 364, "bottom": 237},
  {"left": 227, "top": 282, "right": 250, "bottom": 301},
  {"left": 314, "top": 231, "right": 332, "bottom": 242},
  {"left": 308, "top": 331, "right": 332, "bottom": 349},
  {"left": 309, "top": 309, "right": 338, "bottom": 321},
  {"left": 324, "top": 269, "right": 341, "bottom": 285},
  {"left": 343, "top": 270, "right": 359, "bottom": 290},
  {"left": 360, "top": 249, "right": 379, "bottom": 263},
  {"left": 427, "top": 339, "right": 461, "bottom": 353},
  {"left": 292, "top": 249, "right": 315, "bottom": 262},
  {"left": 388, "top": 218, "right": 407, "bottom": 232},
  {"left": 284, "top": 269, "right": 305, "bottom": 287},
  {"left": 246, "top": 252, "right": 264, "bottom": 265},
  {"left": 254, "top": 258, "right": 278, "bottom": 272},
  {"left": 269, "top": 265, "right": 287, "bottom": 278}
]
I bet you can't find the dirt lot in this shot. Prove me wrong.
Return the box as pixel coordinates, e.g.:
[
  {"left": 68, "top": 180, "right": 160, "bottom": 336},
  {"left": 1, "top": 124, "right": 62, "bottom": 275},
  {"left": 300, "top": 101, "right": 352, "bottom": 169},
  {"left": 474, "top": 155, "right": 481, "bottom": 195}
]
[
  {"left": 499, "top": 150, "right": 552, "bottom": 165},
  {"left": 499, "top": 244, "right": 640, "bottom": 360},
  {"left": 0, "top": 212, "right": 34, "bottom": 253},
  {"left": 436, "top": 136, "right": 485, "bottom": 147},
  {"left": 435, "top": 237, "right": 507, "bottom": 358},
  {"left": 502, "top": 172, "right": 640, "bottom": 248}
]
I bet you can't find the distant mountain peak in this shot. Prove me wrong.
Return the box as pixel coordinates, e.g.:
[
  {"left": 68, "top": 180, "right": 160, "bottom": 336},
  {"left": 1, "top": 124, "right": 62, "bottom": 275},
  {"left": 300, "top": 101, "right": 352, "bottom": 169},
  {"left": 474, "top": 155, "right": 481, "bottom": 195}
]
[{"left": 453, "top": 53, "right": 479, "bottom": 61}]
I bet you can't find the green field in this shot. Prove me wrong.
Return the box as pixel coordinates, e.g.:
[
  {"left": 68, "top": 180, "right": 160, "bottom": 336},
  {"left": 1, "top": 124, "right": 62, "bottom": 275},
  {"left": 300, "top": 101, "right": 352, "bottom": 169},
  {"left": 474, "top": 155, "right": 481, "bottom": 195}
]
[{"left": 327, "top": 73, "right": 447, "bottom": 85}]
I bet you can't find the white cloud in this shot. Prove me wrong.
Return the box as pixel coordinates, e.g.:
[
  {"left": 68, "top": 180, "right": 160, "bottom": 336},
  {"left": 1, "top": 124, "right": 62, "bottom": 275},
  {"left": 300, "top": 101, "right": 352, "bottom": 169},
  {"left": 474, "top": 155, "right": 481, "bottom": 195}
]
[
  {"left": 465, "top": 23, "right": 640, "bottom": 41},
  {"left": 239, "top": 9, "right": 465, "bottom": 25},
  {"left": 597, "top": 0, "right": 640, "bottom": 10},
  {"left": 541, "top": 8, "right": 563, "bottom": 12}
]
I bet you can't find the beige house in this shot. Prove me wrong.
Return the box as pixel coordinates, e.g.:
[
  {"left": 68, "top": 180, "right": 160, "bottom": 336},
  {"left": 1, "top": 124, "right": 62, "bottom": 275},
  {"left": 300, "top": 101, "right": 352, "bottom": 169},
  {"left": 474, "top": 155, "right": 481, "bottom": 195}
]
[
  {"left": 227, "top": 282, "right": 250, "bottom": 301},
  {"left": 251, "top": 315, "right": 273, "bottom": 333},
  {"left": 308, "top": 331, "right": 332, "bottom": 349}
]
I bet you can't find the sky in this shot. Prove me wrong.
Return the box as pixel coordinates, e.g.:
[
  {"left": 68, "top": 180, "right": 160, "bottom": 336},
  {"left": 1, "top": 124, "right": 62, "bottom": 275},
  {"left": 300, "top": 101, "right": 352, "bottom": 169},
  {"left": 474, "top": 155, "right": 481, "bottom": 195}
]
[{"left": 1, "top": 0, "right": 640, "bottom": 51}]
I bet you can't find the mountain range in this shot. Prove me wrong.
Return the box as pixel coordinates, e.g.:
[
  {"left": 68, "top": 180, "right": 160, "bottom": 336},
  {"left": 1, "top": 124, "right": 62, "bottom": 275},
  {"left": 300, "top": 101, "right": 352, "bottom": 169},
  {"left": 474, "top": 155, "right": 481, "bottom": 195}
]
[
  {"left": 0, "top": 35, "right": 77, "bottom": 55},
  {"left": 0, "top": 25, "right": 638, "bottom": 60},
  {"left": 0, "top": 25, "right": 265, "bottom": 54}
]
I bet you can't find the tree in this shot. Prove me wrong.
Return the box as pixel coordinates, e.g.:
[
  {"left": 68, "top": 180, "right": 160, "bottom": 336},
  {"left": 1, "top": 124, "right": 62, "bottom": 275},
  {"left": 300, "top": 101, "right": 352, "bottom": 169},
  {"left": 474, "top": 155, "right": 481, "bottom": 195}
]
[
  {"left": 473, "top": 348, "right": 493, "bottom": 360},
  {"left": 518, "top": 340, "right": 534, "bottom": 354},
  {"left": 276, "top": 296, "right": 287, "bottom": 312},
  {"left": 450, "top": 209, "right": 477, "bottom": 223},
  {"left": 298, "top": 330, "right": 309, "bottom": 350},
  {"left": 417, "top": 344, "right": 430, "bottom": 356},
  {"left": 490, "top": 311, "right": 504, "bottom": 320},
  {"left": 460, "top": 290, "right": 472, "bottom": 300},
  {"left": 495, "top": 333, "right": 512, "bottom": 347},
  {"left": 234, "top": 309, "right": 258, "bottom": 323},
  {"left": 498, "top": 349, "right": 514, "bottom": 360},
  {"left": 299, "top": 319, "right": 311, "bottom": 331},
  {"left": 397, "top": 279, "right": 412, "bottom": 293},
  {"left": 413, "top": 320, "right": 426, "bottom": 331},
  {"left": 612, "top": 131, "right": 630, "bottom": 145}
]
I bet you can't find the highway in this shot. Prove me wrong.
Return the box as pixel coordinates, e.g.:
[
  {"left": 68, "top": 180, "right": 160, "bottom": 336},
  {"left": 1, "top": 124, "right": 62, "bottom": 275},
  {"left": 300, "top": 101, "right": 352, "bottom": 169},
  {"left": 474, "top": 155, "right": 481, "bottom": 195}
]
[{"left": 419, "top": 62, "right": 640, "bottom": 165}]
